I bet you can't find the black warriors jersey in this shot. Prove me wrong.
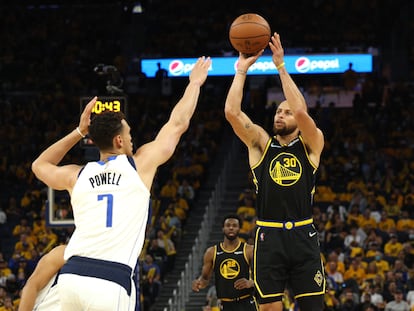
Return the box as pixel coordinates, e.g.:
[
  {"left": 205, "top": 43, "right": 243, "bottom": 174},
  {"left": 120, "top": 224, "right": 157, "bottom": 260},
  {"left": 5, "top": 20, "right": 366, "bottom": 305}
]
[
  {"left": 251, "top": 135, "right": 317, "bottom": 221},
  {"left": 213, "top": 241, "right": 252, "bottom": 299}
]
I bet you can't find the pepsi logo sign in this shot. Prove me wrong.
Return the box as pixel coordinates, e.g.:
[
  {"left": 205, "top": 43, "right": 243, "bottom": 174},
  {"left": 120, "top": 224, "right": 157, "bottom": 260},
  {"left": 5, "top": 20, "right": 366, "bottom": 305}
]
[
  {"left": 169, "top": 60, "right": 185, "bottom": 76},
  {"left": 295, "top": 57, "right": 311, "bottom": 73}
]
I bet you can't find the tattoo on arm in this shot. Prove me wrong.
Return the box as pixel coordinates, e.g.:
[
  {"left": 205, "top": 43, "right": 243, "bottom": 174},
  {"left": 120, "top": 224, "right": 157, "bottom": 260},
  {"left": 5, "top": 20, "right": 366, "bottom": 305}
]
[{"left": 244, "top": 122, "right": 251, "bottom": 129}]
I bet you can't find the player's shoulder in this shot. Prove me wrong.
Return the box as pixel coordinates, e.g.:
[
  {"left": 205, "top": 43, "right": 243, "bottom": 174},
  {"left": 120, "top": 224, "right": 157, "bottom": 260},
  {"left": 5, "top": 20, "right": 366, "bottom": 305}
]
[
  {"left": 244, "top": 243, "right": 254, "bottom": 251},
  {"left": 205, "top": 245, "right": 217, "bottom": 256}
]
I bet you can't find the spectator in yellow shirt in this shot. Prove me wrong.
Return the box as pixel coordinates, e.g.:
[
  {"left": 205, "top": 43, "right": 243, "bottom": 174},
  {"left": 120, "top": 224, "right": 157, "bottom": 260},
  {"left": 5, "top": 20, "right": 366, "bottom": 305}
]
[
  {"left": 396, "top": 211, "right": 414, "bottom": 232},
  {"left": 378, "top": 211, "right": 396, "bottom": 235},
  {"left": 373, "top": 251, "right": 390, "bottom": 275},
  {"left": 160, "top": 179, "right": 178, "bottom": 201},
  {"left": 384, "top": 234, "right": 403, "bottom": 259},
  {"left": 384, "top": 196, "right": 401, "bottom": 221},
  {"left": 344, "top": 258, "right": 366, "bottom": 286},
  {"left": 14, "top": 233, "right": 35, "bottom": 254},
  {"left": 360, "top": 208, "right": 378, "bottom": 233},
  {"left": 364, "top": 229, "right": 383, "bottom": 253},
  {"left": 325, "top": 251, "right": 345, "bottom": 275},
  {"left": 363, "top": 261, "right": 383, "bottom": 283},
  {"left": 347, "top": 204, "right": 364, "bottom": 227}
]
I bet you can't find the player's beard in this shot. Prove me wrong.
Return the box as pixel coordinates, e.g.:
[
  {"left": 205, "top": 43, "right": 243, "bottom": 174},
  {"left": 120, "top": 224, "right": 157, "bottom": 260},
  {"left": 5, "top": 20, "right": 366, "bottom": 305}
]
[
  {"left": 224, "top": 232, "right": 238, "bottom": 241},
  {"left": 273, "top": 123, "right": 296, "bottom": 136}
]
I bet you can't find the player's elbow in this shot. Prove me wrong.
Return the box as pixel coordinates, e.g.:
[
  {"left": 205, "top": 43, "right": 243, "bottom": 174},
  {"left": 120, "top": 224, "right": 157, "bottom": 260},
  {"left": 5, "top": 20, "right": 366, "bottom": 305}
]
[
  {"left": 31, "top": 159, "right": 42, "bottom": 178},
  {"left": 294, "top": 108, "right": 309, "bottom": 121},
  {"left": 224, "top": 105, "right": 240, "bottom": 122},
  {"left": 174, "top": 118, "right": 191, "bottom": 135}
]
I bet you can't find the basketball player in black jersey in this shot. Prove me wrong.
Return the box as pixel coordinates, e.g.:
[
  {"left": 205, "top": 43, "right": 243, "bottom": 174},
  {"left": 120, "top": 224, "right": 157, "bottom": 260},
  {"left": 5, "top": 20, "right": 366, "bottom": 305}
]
[
  {"left": 192, "top": 214, "right": 258, "bottom": 311},
  {"left": 224, "top": 33, "right": 325, "bottom": 311}
]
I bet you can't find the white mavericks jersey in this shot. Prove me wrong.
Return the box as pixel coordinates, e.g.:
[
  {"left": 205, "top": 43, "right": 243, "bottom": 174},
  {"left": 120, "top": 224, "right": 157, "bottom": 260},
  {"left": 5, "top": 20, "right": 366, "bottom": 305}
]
[
  {"left": 65, "top": 155, "right": 150, "bottom": 270},
  {"left": 34, "top": 274, "right": 59, "bottom": 310}
]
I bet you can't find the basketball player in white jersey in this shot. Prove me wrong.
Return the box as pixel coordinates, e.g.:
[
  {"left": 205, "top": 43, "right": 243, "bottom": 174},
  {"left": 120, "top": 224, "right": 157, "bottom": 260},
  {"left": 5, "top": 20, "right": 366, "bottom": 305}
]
[
  {"left": 31, "top": 56, "right": 212, "bottom": 311},
  {"left": 19, "top": 245, "right": 66, "bottom": 311}
]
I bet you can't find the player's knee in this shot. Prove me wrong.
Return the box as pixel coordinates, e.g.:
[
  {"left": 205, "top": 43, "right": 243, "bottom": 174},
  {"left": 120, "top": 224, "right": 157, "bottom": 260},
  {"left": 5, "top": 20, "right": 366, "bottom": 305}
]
[{"left": 296, "top": 295, "right": 324, "bottom": 311}]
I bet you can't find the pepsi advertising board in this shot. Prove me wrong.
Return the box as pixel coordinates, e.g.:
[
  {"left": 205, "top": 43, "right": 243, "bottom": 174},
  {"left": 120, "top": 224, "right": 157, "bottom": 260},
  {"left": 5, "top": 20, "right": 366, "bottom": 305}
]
[{"left": 141, "top": 54, "right": 372, "bottom": 77}]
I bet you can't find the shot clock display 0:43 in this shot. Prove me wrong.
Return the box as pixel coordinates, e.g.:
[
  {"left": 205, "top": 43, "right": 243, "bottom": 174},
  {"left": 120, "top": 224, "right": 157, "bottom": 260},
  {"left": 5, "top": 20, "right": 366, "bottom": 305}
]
[{"left": 79, "top": 96, "right": 128, "bottom": 147}]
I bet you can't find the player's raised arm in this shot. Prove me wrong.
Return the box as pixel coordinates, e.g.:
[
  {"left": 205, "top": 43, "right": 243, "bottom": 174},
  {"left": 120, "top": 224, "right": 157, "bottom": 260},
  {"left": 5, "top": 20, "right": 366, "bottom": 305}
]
[
  {"left": 134, "top": 57, "right": 211, "bottom": 187},
  {"left": 31, "top": 97, "right": 97, "bottom": 192},
  {"left": 269, "top": 33, "right": 324, "bottom": 161},
  {"left": 224, "top": 51, "right": 270, "bottom": 166}
]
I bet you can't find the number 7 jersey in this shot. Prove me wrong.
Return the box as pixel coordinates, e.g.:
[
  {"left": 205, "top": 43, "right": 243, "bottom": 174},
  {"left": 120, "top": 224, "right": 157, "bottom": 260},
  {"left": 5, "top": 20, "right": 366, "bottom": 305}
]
[{"left": 65, "top": 155, "right": 150, "bottom": 270}]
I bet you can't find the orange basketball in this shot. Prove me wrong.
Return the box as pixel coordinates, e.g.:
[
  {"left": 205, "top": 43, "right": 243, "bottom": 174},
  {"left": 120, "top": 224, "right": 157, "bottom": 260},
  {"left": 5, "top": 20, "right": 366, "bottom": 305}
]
[{"left": 229, "top": 13, "right": 271, "bottom": 55}]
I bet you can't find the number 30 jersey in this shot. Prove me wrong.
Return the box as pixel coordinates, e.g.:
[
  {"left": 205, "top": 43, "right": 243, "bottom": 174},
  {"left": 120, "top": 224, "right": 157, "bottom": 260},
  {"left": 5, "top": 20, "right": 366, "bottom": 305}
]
[{"left": 65, "top": 155, "right": 150, "bottom": 270}]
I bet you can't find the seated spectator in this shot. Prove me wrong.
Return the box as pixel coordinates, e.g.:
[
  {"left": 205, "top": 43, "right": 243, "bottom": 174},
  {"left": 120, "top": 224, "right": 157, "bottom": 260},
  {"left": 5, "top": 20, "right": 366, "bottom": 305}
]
[
  {"left": 324, "top": 282, "right": 340, "bottom": 310},
  {"left": 378, "top": 211, "right": 397, "bottom": 236},
  {"left": 312, "top": 205, "right": 327, "bottom": 227},
  {"left": 344, "top": 257, "right": 366, "bottom": 287},
  {"left": 238, "top": 214, "right": 256, "bottom": 242},
  {"left": 393, "top": 259, "right": 409, "bottom": 281},
  {"left": 141, "top": 254, "right": 162, "bottom": 310},
  {"left": 384, "top": 234, "right": 403, "bottom": 261},
  {"left": 156, "top": 229, "right": 176, "bottom": 273},
  {"left": 360, "top": 208, "right": 378, "bottom": 233},
  {"left": 325, "top": 213, "right": 347, "bottom": 252},
  {"left": 348, "top": 190, "right": 368, "bottom": 214},
  {"left": 236, "top": 196, "right": 256, "bottom": 218},
  {"left": 364, "top": 229, "right": 383, "bottom": 253},
  {"left": 364, "top": 261, "right": 383, "bottom": 284},
  {"left": 396, "top": 210, "right": 414, "bottom": 236},
  {"left": 11, "top": 218, "right": 31, "bottom": 238},
  {"left": 349, "top": 240, "right": 365, "bottom": 258},
  {"left": 325, "top": 251, "right": 346, "bottom": 275},
  {"left": 382, "top": 280, "right": 399, "bottom": 304},
  {"left": 159, "top": 178, "right": 178, "bottom": 206},
  {"left": 368, "top": 284, "right": 385, "bottom": 310},
  {"left": 347, "top": 204, "right": 364, "bottom": 227},
  {"left": 167, "top": 197, "right": 189, "bottom": 225},
  {"left": 339, "top": 288, "right": 359, "bottom": 310},
  {"left": 383, "top": 196, "right": 401, "bottom": 222},
  {"left": 14, "top": 234, "right": 35, "bottom": 257},
  {"left": 344, "top": 224, "right": 364, "bottom": 252},
  {"left": 177, "top": 179, "right": 195, "bottom": 205},
  {"left": 326, "top": 196, "right": 348, "bottom": 222},
  {"left": 317, "top": 221, "right": 328, "bottom": 252},
  {"left": 0, "top": 259, "right": 12, "bottom": 289},
  {"left": 326, "top": 261, "right": 344, "bottom": 289},
  {"left": 372, "top": 251, "right": 391, "bottom": 275},
  {"left": 0, "top": 294, "right": 17, "bottom": 311},
  {"left": 357, "top": 292, "right": 376, "bottom": 311},
  {"left": 406, "top": 288, "right": 414, "bottom": 310},
  {"left": 384, "top": 288, "right": 409, "bottom": 310},
  {"left": 237, "top": 188, "right": 256, "bottom": 205},
  {"left": 164, "top": 209, "right": 182, "bottom": 239},
  {"left": 146, "top": 239, "right": 168, "bottom": 279}
]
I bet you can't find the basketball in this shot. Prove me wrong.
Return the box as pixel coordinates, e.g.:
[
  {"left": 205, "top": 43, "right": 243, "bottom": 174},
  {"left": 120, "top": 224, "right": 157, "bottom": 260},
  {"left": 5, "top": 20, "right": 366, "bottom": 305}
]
[{"left": 229, "top": 13, "right": 271, "bottom": 55}]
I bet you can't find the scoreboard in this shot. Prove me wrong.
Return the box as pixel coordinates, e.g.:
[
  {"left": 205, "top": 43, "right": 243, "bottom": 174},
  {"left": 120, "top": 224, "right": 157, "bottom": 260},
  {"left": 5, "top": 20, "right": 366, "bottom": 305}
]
[{"left": 79, "top": 96, "right": 128, "bottom": 147}]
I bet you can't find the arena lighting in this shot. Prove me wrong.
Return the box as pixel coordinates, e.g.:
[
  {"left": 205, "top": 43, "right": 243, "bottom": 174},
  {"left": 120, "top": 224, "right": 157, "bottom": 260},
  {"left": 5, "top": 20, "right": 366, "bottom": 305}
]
[
  {"left": 131, "top": 1, "right": 143, "bottom": 13},
  {"left": 141, "top": 54, "right": 373, "bottom": 77}
]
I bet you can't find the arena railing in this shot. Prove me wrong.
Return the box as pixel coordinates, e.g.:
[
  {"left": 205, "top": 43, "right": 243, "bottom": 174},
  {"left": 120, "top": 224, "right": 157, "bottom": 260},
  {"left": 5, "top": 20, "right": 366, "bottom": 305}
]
[{"left": 163, "top": 137, "right": 237, "bottom": 311}]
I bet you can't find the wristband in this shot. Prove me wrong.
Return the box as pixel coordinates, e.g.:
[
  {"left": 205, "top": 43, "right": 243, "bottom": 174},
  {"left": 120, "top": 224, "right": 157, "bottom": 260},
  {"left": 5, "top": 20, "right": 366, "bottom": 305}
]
[
  {"left": 236, "top": 69, "right": 247, "bottom": 75},
  {"left": 76, "top": 127, "right": 86, "bottom": 138},
  {"left": 276, "top": 62, "right": 285, "bottom": 70}
]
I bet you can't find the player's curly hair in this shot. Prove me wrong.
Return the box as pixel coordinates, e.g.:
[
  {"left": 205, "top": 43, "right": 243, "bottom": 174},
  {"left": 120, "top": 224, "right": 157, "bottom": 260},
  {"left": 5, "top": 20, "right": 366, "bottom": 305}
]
[
  {"left": 222, "top": 214, "right": 242, "bottom": 227},
  {"left": 89, "top": 111, "right": 125, "bottom": 150}
]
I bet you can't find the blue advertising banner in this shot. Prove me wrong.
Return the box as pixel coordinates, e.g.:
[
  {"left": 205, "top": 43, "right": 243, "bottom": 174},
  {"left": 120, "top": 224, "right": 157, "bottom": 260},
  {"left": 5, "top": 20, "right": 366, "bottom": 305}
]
[{"left": 141, "top": 54, "right": 373, "bottom": 77}]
